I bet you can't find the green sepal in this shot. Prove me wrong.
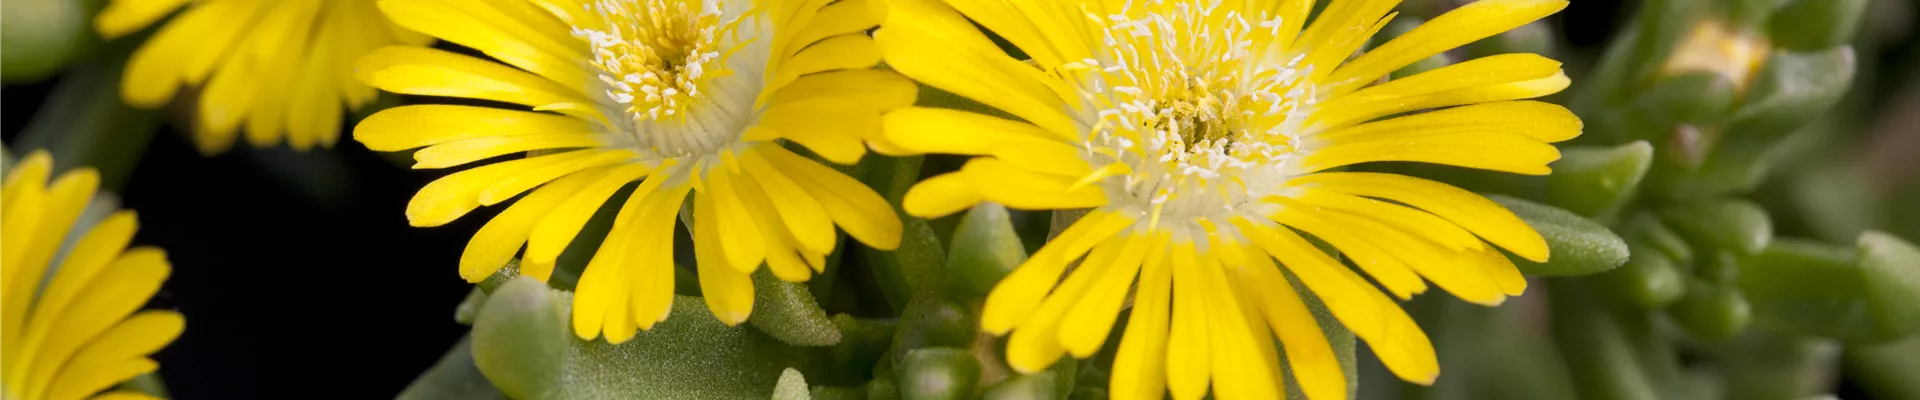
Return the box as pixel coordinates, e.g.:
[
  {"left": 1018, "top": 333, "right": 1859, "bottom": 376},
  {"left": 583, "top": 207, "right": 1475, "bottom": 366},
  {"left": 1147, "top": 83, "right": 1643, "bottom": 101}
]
[
  {"left": 397, "top": 336, "right": 511, "bottom": 400},
  {"left": 471, "top": 277, "right": 803, "bottom": 399},
  {"left": 1768, "top": 0, "right": 1869, "bottom": 50},
  {"left": 749, "top": 269, "right": 842, "bottom": 347},
  {"left": 897, "top": 347, "right": 982, "bottom": 400},
  {"left": 1657, "top": 198, "right": 1773, "bottom": 256},
  {"left": 1547, "top": 141, "right": 1654, "bottom": 218},
  {"left": 947, "top": 202, "right": 1029, "bottom": 298},
  {"left": 1488, "top": 195, "right": 1630, "bottom": 276},
  {"left": 1667, "top": 279, "right": 1753, "bottom": 340},
  {"left": 774, "top": 369, "right": 811, "bottom": 400},
  {"left": 1743, "top": 233, "right": 1920, "bottom": 343}
]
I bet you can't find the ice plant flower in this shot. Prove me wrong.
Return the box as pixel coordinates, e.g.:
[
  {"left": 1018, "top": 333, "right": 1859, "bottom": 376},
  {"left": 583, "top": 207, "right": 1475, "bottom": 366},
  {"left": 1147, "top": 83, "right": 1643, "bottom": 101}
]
[
  {"left": 96, "top": 0, "right": 430, "bottom": 154},
  {"left": 1, "top": 152, "right": 184, "bottom": 400},
  {"left": 880, "top": 0, "right": 1576, "bottom": 399},
  {"left": 354, "top": 0, "right": 911, "bottom": 343}
]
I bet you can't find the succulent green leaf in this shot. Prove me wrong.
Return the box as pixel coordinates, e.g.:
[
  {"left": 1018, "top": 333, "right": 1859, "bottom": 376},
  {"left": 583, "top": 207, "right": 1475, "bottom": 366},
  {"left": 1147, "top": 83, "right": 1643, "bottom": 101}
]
[
  {"left": 0, "top": 0, "right": 90, "bottom": 83},
  {"left": 1667, "top": 279, "right": 1752, "bottom": 340},
  {"left": 1547, "top": 141, "right": 1655, "bottom": 217},
  {"left": 749, "top": 269, "right": 842, "bottom": 347},
  {"left": 1633, "top": 72, "right": 1738, "bottom": 129},
  {"left": 773, "top": 369, "right": 811, "bottom": 400},
  {"left": 897, "top": 347, "right": 982, "bottom": 400},
  {"left": 1740, "top": 236, "right": 1920, "bottom": 343},
  {"left": 472, "top": 277, "right": 803, "bottom": 399},
  {"left": 1658, "top": 199, "right": 1773, "bottom": 256},
  {"left": 1488, "top": 195, "right": 1630, "bottom": 276},
  {"left": 1724, "top": 47, "right": 1857, "bottom": 144},
  {"left": 947, "top": 202, "right": 1029, "bottom": 298},
  {"left": 981, "top": 369, "right": 1059, "bottom": 400},
  {"left": 1597, "top": 243, "right": 1688, "bottom": 308},
  {"left": 397, "top": 336, "right": 510, "bottom": 400},
  {"left": 1768, "top": 0, "right": 1869, "bottom": 50},
  {"left": 1550, "top": 281, "right": 1662, "bottom": 400},
  {"left": 455, "top": 288, "right": 488, "bottom": 326},
  {"left": 1857, "top": 232, "right": 1920, "bottom": 340}
]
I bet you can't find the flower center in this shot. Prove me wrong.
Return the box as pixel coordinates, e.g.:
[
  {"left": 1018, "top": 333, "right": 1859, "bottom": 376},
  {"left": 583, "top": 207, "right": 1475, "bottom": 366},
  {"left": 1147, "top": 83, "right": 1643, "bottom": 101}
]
[
  {"left": 576, "top": 0, "right": 761, "bottom": 158},
  {"left": 1071, "top": 1, "right": 1316, "bottom": 222}
]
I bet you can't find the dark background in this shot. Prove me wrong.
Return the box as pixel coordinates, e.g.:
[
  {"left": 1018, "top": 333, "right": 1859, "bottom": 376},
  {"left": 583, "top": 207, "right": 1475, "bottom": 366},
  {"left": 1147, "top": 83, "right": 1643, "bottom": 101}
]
[{"left": 3, "top": 0, "right": 1916, "bottom": 398}]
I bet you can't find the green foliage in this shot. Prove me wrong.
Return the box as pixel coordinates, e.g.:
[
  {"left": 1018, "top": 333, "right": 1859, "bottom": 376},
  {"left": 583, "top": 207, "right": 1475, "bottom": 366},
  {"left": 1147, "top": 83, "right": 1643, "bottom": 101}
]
[
  {"left": 1547, "top": 141, "right": 1654, "bottom": 218},
  {"left": 749, "top": 269, "right": 842, "bottom": 347},
  {"left": 773, "top": 369, "right": 810, "bottom": 400},
  {"left": 397, "top": 336, "right": 510, "bottom": 400},
  {"left": 896, "top": 348, "right": 981, "bottom": 400},
  {"left": 946, "top": 202, "right": 1028, "bottom": 298},
  {"left": 1488, "top": 195, "right": 1631, "bottom": 276}
]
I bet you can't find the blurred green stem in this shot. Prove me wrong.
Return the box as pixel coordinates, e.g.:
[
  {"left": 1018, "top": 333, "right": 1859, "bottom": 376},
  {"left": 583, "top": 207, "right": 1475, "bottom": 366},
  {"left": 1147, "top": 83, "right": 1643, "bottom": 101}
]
[{"left": 14, "top": 35, "right": 156, "bottom": 191}]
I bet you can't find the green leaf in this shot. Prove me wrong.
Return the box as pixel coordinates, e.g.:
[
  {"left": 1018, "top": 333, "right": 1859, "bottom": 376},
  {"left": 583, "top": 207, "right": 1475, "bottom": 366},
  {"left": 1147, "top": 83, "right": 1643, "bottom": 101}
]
[
  {"left": 1845, "top": 335, "right": 1920, "bottom": 400},
  {"left": 471, "top": 277, "right": 803, "bottom": 399},
  {"left": 947, "top": 202, "right": 1029, "bottom": 298},
  {"left": 397, "top": 336, "right": 510, "bottom": 400},
  {"left": 0, "top": 0, "right": 91, "bottom": 83},
  {"left": 1595, "top": 243, "right": 1688, "bottom": 308},
  {"left": 1487, "top": 195, "right": 1631, "bottom": 276},
  {"left": 897, "top": 347, "right": 982, "bottom": 400},
  {"left": 981, "top": 369, "right": 1059, "bottom": 400},
  {"left": 1745, "top": 233, "right": 1920, "bottom": 343},
  {"left": 1858, "top": 232, "right": 1920, "bottom": 339},
  {"left": 773, "top": 369, "right": 811, "bottom": 400},
  {"left": 1667, "top": 279, "right": 1752, "bottom": 340},
  {"left": 749, "top": 269, "right": 842, "bottom": 347},
  {"left": 1620, "top": 212, "right": 1696, "bottom": 267},
  {"left": 1768, "top": 0, "right": 1869, "bottom": 50},
  {"left": 1549, "top": 281, "right": 1662, "bottom": 400},
  {"left": 1658, "top": 198, "right": 1773, "bottom": 256},
  {"left": 1547, "top": 141, "right": 1654, "bottom": 218},
  {"left": 1724, "top": 47, "right": 1857, "bottom": 144},
  {"left": 455, "top": 288, "right": 488, "bottom": 326}
]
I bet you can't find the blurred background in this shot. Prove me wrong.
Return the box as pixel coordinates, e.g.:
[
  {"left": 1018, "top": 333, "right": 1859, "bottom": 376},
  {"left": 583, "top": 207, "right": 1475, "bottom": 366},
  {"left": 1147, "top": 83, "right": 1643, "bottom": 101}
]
[{"left": 3, "top": 0, "right": 1919, "bottom": 399}]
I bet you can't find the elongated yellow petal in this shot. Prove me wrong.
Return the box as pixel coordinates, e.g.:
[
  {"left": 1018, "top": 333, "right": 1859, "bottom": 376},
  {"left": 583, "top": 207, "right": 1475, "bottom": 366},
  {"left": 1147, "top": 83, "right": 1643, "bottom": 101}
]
[
  {"left": 737, "top": 149, "right": 837, "bottom": 255},
  {"left": 1164, "top": 239, "right": 1213, "bottom": 400},
  {"left": 1238, "top": 255, "right": 1345, "bottom": 400},
  {"left": 1006, "top": 235, "right": 1130, "bottom": 373},
  {"left": 1305, "top": 130, "right": 1562, "bottom": 175},
  {"left": 1290, "top": 191, "right": 1482, "bottom": 252},
  {"left": 694, "top": 193, "right": 756, "bottom": 326},
  {"left": 1058, "top": 234, "right": 1151, "bottom": 357},
  {"left": 1266, "top": 209, "right": 1427, "bottom": 299},
  {"left": 756, "top": 146, "right": 901, "bottom": 250},
  {"left": 524, "top": 163, "right": 653, "bottom": 265},
  {"left": 768, "top": 69, "right": 917, "bottom": 111},
  {"left": 357, "top": 105, "right": 600, "bottom": 153},
  {"left": 461, "top": 167, "right": 606, "bottom": 281},
  {"left": 95, "top": 0, "right": 190, "bottom": 38},
  {"left": 1328, "top": 0, "right": 1569, "bottom": 91},
  {"left": 883, "top": 107, "right": 1068, "bottom": 154},
  {"left": 355, "top": 46, "right": 595, "bottom": 112},
  {"left": 1293, "top": 0, "right": 1399, "bottom": 80},
  {"left": 1109, "top": 232, "right": 1172, "bottom": 400},
  {"left": 629, "top": 184, "right": 691, "bottom": 330},
  {"left": 407, "top": 151, "right": 599, "bottom": 227},
  {"left": 877, "top": 2, "right": 1078, "bottom": 136},
  {"left": 1291, "top": 172, "right": 1548, "bottom": 262},
  {"left": 767, "top": 34, "right": 881, "bottom": 96},
  {"left": 413, "top": 134, "right": 610, "bottom": 169},
  {"left": 982, "top": 211, "right": 1135, "bottom": 334},
  {"left": 958, "top": 158, "right": 1107, "bottom": 210},
  {"left": 46, "top": 311, "right": 182, "bottom": 400},
  {"left": 378, "top": 0, "right": 598, "bottom": 92},
  {"left": 1198, "top": 246, "right": 1278, "bottom": 400},
  {"left": 901, "top": 173, "right": 982, "bottom": 219},
  {"left": 704, "top": 167, "right": 768, "bottom": 274},
  {"left": 23, "top": 249, "right": 168, "bottom": 400},
  {"left": 755, "top": 98, "right": 875, "bottom": 165},
  {"left": 478, "top": 150, "right": 637, "bottom": 205},
  {"left": 1310, "top": 100, "right": 1582, "bottom": 144},
  {"left": 779, "top": 0, "right": 883, "bottom": 61},
  {"left": 1292, "top": 202, "right": 1507, "bottom": 306},
  {"left": 1311, "top": 72, "right": 1572, "bottom": 132}
]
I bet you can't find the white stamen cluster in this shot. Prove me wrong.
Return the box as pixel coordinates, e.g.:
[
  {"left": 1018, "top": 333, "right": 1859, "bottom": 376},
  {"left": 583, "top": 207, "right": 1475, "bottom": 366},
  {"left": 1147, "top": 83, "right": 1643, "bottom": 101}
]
[
  {"left": 576, "top": 0, "right": 732, "bottom": 121},
  {"left": 1071, "top": 0, "right": 1319, "bottom": 224},
  {"left": 574, "top": 0, "right": 762, "bottom": 159}
]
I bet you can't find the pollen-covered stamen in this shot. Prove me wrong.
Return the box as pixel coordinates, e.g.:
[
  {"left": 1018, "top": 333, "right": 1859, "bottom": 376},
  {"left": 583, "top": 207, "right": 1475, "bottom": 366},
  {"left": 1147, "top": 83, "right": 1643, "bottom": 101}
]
[
  {"left": 1071, "top": 0, "right": 1318, "bottom": 222},
  {"left": 575, "top": 0, "right": 756, "bottom": 158}
]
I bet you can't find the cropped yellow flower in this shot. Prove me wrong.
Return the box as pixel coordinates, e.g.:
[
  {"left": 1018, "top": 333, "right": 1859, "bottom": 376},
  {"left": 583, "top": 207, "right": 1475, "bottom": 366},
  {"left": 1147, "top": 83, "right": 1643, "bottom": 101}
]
[
  {"left": 2, "top": 152, "right": 184, "bottom": 400},
  {"left": 354, "top": 0, "right": 910, "bottom": 342},
  {"left": 97, "top": 0, "right": 430, "bottom": 154},
  {"left": 881, "top": 0, "right": 1574, "bottom": 399}
]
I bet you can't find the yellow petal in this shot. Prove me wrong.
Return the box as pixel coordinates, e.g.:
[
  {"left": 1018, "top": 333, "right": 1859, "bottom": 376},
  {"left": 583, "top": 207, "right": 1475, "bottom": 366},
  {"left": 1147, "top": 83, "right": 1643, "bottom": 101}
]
[
  {"left": 523, "top": 163, "right": 654, "bottom": 266},
  {"left": 1197, "top": 247, "right": 1278, "bottom": 400},
  {"left": 413, "top": 134, "right": 611, "bottom": 170},
  {"left": 405, "top": 151, "right": 602, "bottom": 227},
  {"left": 981, "top": 210, "right": 1134, "bottom": 334},
  {"left": 1304, "top": 130, "right": 1561, "bottom": 175},
  {"left": 1006, "top": 235, "right": 1131, "bottom": 373},
  {"left": 377, "top": 0, "right": 598, "bottom": 92},
  {"left": 477, "top": 150, "right": 637, "bottom": 205},
  {"left": 767, "top": 34, "right": 881, "bottom": 97},
  {"left": 1327, "top": 0, "right": 1569, "bottom": 91},
  {"left": 1290, "top": 191, "right": 1484, "bottom": 252},
  {"left": 1309, "top": 100, "right": 1581, "bottom": 144},
  {"left": 756, "top": 146, "right": 901, "bottom": 250},
  {"left": 767, "top": 69, "right": 917, "bottom": 111},
  {"left": 355, "top": 105, "right": 602, "bottom": 152},
  {"left": 1266, "top": 208, "right": 1428, "bottom": 299},
  {"left": 94, "top": 0, "right": 191, "bottom": 38},
  {"left": 1237, "top": 255, "right": 1345, "bottom": 400},
  {"left": 779, "top": 0, "right": 883, "bottom": 60},
  {"left": 1058, "top": 234, "right": 1151, "bottom": 357},
  {"left": 460, "top": 167, "right": 606, "bottom": 282},
  {"left": 883, "top": 106, "right": 1069, "bottom": 154},
  {"left": 1291, "top": 172, "right": 1548, "bottom": 262},
  {"left": 355, "top": 46, "right": 594, "bottom": 112},
  {"left": 693, "top": 193, "right": 756, "bottom": 326},
  {"left": 876, "top": 5, "right": 1078, "bottom": 137},
  {"left": 737, "top": 149, "right": 837, "bottom": 255},
  {"left": 23, "top": 248, "right": 169, "bottom": 400},
  {"left": 703, "top": 167, "right": 768, "bottom": 274},
  {"left": 754, "top": 99, "right": 874, "bottom": 165},
  {"left": 958, "top": 158, "right": 1107, "bottom": 210},
  {"left": 901, "top": 172, "right": 982, "bottom": 219},
  {"left": 1164, "top": 239, "right": 1212, "bottom": 400},
  {"left": 1310, "top": 72, "right": 1571, "bottom": 132},
  {"left": 48, "top": 311, "right": 183, "bottom": 400},
  {"left": 1109, "top": 231, "right": 1173, "bottom": 400}
]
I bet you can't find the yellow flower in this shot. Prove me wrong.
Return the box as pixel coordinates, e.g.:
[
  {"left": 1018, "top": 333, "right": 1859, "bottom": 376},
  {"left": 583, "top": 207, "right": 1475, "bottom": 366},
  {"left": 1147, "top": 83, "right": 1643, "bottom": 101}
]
[
  {"left": 1, "top": 152, "right": 183, "bottom": 400},
  {"left": 879, "top": 0, "right": 1574, "bottom": 399},
  {"left": 353, "top": 0, "right": 911, "bottom": 343},
  {"left": 96, "top": 0, "right": 430, "bottom": 154}
]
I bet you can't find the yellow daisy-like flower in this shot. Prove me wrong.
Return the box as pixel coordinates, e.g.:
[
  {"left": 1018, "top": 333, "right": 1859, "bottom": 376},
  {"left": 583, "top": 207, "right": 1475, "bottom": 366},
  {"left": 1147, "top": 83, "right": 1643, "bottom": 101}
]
[
  {"left": 2, "top": 152, "right": 184, "bottom": 400},
  {"left": 353, "top": 0, "right": 911, "bottom": 343},
  {"left": 880, "top": 0, "right": 1575, "bottom": 399},
  {"left": 96, "top": 0, "right": 430, "bottom": 154}
]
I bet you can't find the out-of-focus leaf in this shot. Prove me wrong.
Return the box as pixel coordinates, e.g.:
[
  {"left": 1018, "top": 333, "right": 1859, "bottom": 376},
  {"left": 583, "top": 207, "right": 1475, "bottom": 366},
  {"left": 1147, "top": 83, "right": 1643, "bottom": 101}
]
[
  {"left": 1621, "top": 213, "right": 1695, "bottom": 266},
  {"left": 455, "top": 288, "right": 487, "bottom": 325},
  {"left": 0, "top": 0, "right": 90, "bottom": 82},
  {"left": 897, "top": 347, "right": 981, "bottom": 400},
  {"left": 1668, "top": 279, "right": 1752, "bottom": 340},
  {"left": 749, "top": 269, "right": 841, "bottom": 347},
  {"left": 1724, "top": 47, "right": 1856, "bottom": 144},
  {"left": 1768, "top": 0, "right": 1869, "bottom": 50},
  {"left": 773, "top": 368, "right": 810, "bottom": 400},
  {"left": 947, "top": 202, "right": 1028, "bottom": 298},
  {"left": 1488, "top": 195, "right": 1630, "bottom": 276},
  {"left": 471, "top": 277, "right": 803, "bottom": 399},
  {"left": 13, "top": 39, "right": 157, "bottom": 191},
  {"left": 1550, "top": 280, "right": 1662, "bottom": 400},
  {"left": 1465, "top": 21, "right": 1555, "bottom": 59},
  {"left": 1845, "top": 335, "right": 1920, "bottom": 400},
  {"left": 1598, "top": 242, "right": 1688, "bottom": 308},
  {"left": 1659, "top": 199, "right": 1772, "bottom": 256},
  {"left": 1548, "top": 141, "right": 1654, "bottom": 218},
  {"left": 981, "top": 369, "right": 1058, "bottom": 400},
  {"left": 1633, "top": 72, "right": 1738, "bottom": 130},
  {"left": 396, "top": 336, "right": 510, "bottom": 400}
]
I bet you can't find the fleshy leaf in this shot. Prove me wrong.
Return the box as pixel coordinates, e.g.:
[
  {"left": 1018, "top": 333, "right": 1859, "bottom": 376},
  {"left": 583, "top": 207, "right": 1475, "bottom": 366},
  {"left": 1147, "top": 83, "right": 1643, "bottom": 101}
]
[
  {"left": 397, "top": 336, "right": 510, "bottom": 400},
  {"left": 472, "top": 277, "right": 803, "bottom": 399},
  {"left": 1666, "top": 279, "right": 1752, "bottom": 340},
  {"left": 1489, "top": 194, "right": 1631, "bottom": 276},
  {"left": 1743, "top": 233, "right": 1920, "bottom": 343},
  {"left": 773, "top": 369, "right": 811, "bottom": 400},
  {"left": 1547, "top": 141, "right": 1654, "bottom": 217},
  {"left": 749, "top": 269, "right": 842, "bottom": 347},
  {"left": 897, "top": 347, "right": 981, "bottom": 400},
  {"left": 947, "top": 202, "right": 1028, "bottom": 298},
  {"left": 1658, "top": 198, "right": 1773, "bottom": 256}
]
